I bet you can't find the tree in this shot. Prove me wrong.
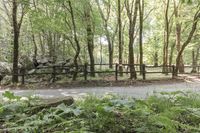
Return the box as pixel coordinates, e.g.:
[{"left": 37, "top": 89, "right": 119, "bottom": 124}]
[
  {"left": 191, "top": 46, "right": 200, "bottom": 73},
  {"left": 125, "top": 0, "right": 139, "bottom": 79},
  {"left": 175, "top": 5, "right": 200, "bottom": 75},
  {"left": 84, "top": 2, "right": 95, "bottom": 77},
  {"left": 118, "top": 0, "right": 123, "bottom": 76},
  {"left": 12, "top": 0, "right": 27, "bottom": 83},
  {"left": 139, "top": 0, "right": 144, "bottom": 73},
  {"left": 173, "top": 0, "right": 184, "bottom": 72},
  {"left": 95, "top": 0, "right": 118, "bottom": 68},
  {"left": 162, "top": 0, "right": 170, "bottom": 73},
  {"left": 67, "top": 0, "right": 81, "bottom": 80}
]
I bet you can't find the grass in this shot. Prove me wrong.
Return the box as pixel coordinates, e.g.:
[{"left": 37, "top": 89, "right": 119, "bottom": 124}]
[{"left": 1, "top": 91, "right": 200, "bottom": 132}]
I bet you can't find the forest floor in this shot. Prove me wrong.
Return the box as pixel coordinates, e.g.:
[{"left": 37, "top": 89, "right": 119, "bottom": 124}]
[{"left": 0, "top": 75, "right": 200, "bottom": 99}]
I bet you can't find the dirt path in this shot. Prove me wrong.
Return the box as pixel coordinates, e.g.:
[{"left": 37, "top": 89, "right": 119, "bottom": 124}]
[{"left": 0, "top": 81, "right": 200, "bottom": 99}]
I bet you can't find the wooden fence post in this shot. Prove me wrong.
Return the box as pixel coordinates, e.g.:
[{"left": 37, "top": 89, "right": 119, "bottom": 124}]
[
  {"left": 142, "top": 64, "right": 146, "bottom": 80},
  {"left": 84, "top": 63, "right": 88, "bottom": 80},
  {"left": 115, "top": 63, "right": 118, "bottom": 81},
  {"left": 21, "top": 67, "right": 25, "bottom": 85},
  {"left": 172, "top": 65, "right": 175, "bottom": 79},
  {"left": 52, "top": 66, "right": 56, "bottom": 82}
]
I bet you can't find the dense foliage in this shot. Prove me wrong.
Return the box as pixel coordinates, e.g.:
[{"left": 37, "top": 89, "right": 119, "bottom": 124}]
[{"left": 1, "top": 91, "right": 200, "bottom": 132}]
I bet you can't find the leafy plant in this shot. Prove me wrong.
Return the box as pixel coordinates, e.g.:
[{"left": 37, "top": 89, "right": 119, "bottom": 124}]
[{"left": 1, "top": 91, "right": 200, "bottom": 132}]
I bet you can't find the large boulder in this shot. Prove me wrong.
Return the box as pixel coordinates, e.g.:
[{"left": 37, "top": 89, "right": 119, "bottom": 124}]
[
  {"left": 1, "top": 75, "right": 12, "bottom": 85},
  {"left": 0, "top": 62, "right": 12, "bottom": 74},
  {"left": 19, "top": 55, "right": 34, "bottom": 70}
]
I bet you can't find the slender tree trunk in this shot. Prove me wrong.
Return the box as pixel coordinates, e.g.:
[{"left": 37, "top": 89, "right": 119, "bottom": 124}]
[
  {"left": 174, "top": 1, "right": 184, "bottom": 73},
  {"left": 106, "top": 28, "right": 114, "bottom": 69},
  {"left": 47, "top": 32, "right": 52, "bottom": 59},
  {"left": 32, "top": 34, "right": 37, "bottom": 60},
  {"left": 39, "top": 33, "right": 45, "bottom": 58},
  {"left": 154, "top": 52, "right": 158, "bottom": 67},
  {"left": 163, "top": 0, "right": 170, "bottom": 73},
  {"left": 175, "top": 9, "right": 200, "bottom": 75},
  {"left": 176, "top": 24, "right": 184, "bottom": 72},
  {"left": 100, "top": 36, "right": 103, "bottom": 70},
  {"left": 95, "top": 0, "right": 116, "bottom": 69},
  {"left": 191, "top": 47, "right": 200, "bottom": 73},
  {"left": 139, "top": 0, "right": 144, "bottom": 73},
  {"left": 126, "top": 0, "right": 139, "bottom": 79},
  {"left": 118, "top": 0, "right": 123, "bottom": 76},
  {"left": 68, "top": 1, "right": 81, "bottom": 80},
  {"left": 85, "top": 6, "right": 95, "bottom": 77},
  {"left": 169, "top": 42, "right": 176, "bottom": 71},
  {"left": 12, "top": 0, "right": 20, "bottom": 83}
]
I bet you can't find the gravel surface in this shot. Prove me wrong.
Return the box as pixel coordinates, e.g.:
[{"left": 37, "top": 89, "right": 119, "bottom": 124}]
[{"left": 0, "top": 81, "right": 200, "bottom": 99}]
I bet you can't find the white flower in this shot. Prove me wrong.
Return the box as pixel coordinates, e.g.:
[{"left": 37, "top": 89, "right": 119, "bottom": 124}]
[
  {"left": 2, "top": 97, "right": 10, "bottom": 102},
  {"left": 20, "top": 97, "right": 29, "bottom": 101},
  {"left": 11, "top": 99, "right": 17, "bottom": 102}
]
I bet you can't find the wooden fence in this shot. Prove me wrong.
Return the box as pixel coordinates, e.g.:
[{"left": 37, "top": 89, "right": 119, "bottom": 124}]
[
  {"left": 17, "top": 64, "right": 179, "bottom": 84},
  {"left": 3, "top": 64, "right": 199, "bottom": 84}
]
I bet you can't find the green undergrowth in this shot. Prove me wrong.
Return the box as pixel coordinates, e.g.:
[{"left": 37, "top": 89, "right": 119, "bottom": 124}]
[{"left": 1, "top": 91, "right": 200, "bottom": 132}]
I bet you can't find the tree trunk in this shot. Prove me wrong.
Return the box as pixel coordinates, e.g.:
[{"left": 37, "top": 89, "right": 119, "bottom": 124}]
[
  {"left": 126, "top": 0, "right": 139, "bottom": 79},
  {"left": 162, "top": 0, "right": 170, "bottom": 73},
  {"left": 39, "top": 33, "right": 45, "bottom": 58},
  {"left": 118, "top": 0, "right": 123, "bottom": 76},
  {"left": 68, "top": 1, "right": 81, "bottom": 81},
  {"left": 154, "top": 52, "right": 158, "bottom": 67},
  {"left": 174, "top": 0, "right": 191, "bottom": 74},
  {"left": 139, "top": 0, "right": 144, "bottom": 73},
  {"left": 32, "top": 34, "right": 37, "bottom": 60},
  {"left": 85, "top": 5, "right": 95, "bottom": 77},
  {"left": 100, "top": 36, "right": 103, "bottom": 70},
  {"left": 169, "top": 42, "right": 176, "bottom": 71},
  {"left": 191, "top": 47, "right": 200, "bottom": 73},
  {"left": 95, "top": 0, "right": 116, "bottom": 69},
  {"left": 12, "top": 0, "right": 19, "bottom": 83},
  {"left": 175, "top": 9, "right": 200, "bottom": 75},
  {"left": 47, "top": 32, "right": 53, "bottom": 60},
  {"left": 175, "top": 22, "right": 184, "bottom": 73}
]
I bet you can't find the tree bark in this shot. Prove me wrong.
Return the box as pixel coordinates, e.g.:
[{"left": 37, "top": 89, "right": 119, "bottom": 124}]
[
  {"left": 68, "top": 1, "right": 81, "bottom": 80},
  {"left": 154, "top": 52, "right": 158, "bottom": 67},
  {"left": 39, "top": 33, "right": 45, "bottom": 58},
  {"left": 118, "top": 0, "right": 123, "bottom": 76},
  {"left": 12, "top": 0, "right": 20, "bottom": 83},
  {"left": 162, "top": 0, "right": 170, "bottom": 73},
  {"left": 174, "top": 1, "right": 184, "bottom": 73},
  {"left": 191, "top": 46, "right": 200, "bottom": 73},
  {"left": 169, "top": 42, "right": 176, "bottom": 71},
  {"left": 125, "top": 0, "right": 139, "bottom": 79},
  {"left": 32, "top": 34, "right": 37, "bottom": 60},
  {"left": 84, "top": 4, "right": 95, "bottom": 77},
  {"left": 95, "top": 0, "right": 117, "bottom": 68},
  {"left": 175, "top": 8, "right": 200, "bottom": 75},
  {"left": 139, "top": 0, "right": 144, "bottom": 73}
]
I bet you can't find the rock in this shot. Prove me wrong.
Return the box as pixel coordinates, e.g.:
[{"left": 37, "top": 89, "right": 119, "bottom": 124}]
[
  {"left": 0, "top": 62, "right": 12, "bottom": 74},
  {"left": 19, "top": 55, "right": 34, "bottom": 70},
  {"left": 1, "top": 75, "right": 12, "bottom": 85},
  {"left": 28, "top": 69, "right": 36, "bottom": 74}
]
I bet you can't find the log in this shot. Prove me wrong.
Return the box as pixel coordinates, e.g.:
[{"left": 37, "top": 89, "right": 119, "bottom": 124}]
[
  {"left": 42, "top": 97, "right": 74, "bottom": 107},
  {"left": 27, "top": 96, "right": 74, "bottom": 114}
]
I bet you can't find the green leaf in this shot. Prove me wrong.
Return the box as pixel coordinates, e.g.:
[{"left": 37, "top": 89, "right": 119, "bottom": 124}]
[{"left": 2, "top": 91, "right": 20, "bottom": 100}]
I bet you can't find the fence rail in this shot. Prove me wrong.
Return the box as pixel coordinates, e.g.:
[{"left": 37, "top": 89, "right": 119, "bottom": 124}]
[{"left": 2, "top": 64, "right": 200, "bottom": 84}]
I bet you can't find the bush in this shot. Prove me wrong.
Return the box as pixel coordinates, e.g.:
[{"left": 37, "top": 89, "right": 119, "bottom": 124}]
[{"left": 1, "top": 91, "right": 200, "bottom": 132}]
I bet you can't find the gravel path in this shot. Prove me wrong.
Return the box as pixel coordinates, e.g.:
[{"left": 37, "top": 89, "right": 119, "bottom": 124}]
[{"left": 0, "top": 81, "right": 200, "bottom": 99}]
